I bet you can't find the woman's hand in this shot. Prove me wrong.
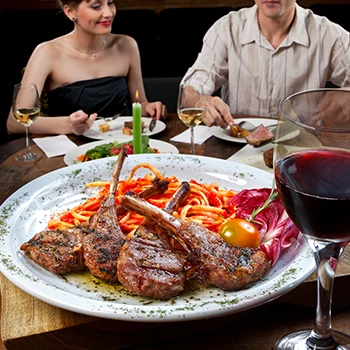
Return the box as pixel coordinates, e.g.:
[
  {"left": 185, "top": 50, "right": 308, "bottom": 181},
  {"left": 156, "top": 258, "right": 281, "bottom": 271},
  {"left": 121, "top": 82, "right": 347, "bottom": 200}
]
[
  {"left": 143, "top": 101, "right": 168, "bottom": 120},
  {"left": 69, "top": 110, "right": 97, "bottom": 135}
]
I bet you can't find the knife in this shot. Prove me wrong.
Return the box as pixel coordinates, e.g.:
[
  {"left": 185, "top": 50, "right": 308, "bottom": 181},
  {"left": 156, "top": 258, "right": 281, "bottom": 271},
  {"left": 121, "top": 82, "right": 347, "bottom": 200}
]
[
  {"left": 253, "top": 129, "right": 299, "bottom": 148},
  {"left": 149, "top": 118, "right": 157, "bottom": 132}
]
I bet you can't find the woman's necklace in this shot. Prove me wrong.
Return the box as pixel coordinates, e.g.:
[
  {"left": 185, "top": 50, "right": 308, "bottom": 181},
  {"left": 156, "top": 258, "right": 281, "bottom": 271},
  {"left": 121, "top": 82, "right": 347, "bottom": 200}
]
[{"left": 64, "top": 34, "right": 109, "bottom": 57}]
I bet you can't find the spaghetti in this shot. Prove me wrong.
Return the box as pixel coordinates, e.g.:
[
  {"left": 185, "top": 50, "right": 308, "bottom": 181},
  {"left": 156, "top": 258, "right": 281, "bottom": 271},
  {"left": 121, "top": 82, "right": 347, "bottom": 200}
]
[{"left": 48, "top": 163, "right": 238, "bottom": 234}]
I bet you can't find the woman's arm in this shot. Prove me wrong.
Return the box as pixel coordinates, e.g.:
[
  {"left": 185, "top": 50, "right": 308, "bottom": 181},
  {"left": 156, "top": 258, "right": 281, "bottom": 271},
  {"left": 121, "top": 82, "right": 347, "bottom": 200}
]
[{"left": 6, "top": 41, "right": 96, "bottom": 135}]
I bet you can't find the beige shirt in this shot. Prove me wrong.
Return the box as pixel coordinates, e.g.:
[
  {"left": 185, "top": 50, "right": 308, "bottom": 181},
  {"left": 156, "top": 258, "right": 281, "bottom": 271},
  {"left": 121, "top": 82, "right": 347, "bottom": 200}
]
[{"left": 182, "top": 4, "right": 350, "bottom": 118}]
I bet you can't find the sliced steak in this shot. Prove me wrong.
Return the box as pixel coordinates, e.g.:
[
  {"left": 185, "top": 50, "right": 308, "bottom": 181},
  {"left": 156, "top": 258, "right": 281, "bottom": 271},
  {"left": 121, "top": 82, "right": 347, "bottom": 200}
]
[
  {"left": 124, "top": 121, "right": 145, "bottom": 132},
  {"left": 245, "top": 124, "right": 274, "bottom": 146}
]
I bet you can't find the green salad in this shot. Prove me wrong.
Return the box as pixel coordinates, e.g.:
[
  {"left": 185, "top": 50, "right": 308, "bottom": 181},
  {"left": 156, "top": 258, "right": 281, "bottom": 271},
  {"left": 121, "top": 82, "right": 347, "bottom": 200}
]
[{"left": 77, "top": 136, "right": 158, "bottom": 162}]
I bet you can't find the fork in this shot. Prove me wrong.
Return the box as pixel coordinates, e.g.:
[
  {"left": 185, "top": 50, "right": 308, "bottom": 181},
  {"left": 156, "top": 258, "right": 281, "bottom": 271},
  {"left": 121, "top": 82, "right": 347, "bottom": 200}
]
[
  {"left": 238, "top": 120, "right": 277, "bottom": 133},
  {"left": 95, "top": 113, "right": 121, "bottom": 122}
]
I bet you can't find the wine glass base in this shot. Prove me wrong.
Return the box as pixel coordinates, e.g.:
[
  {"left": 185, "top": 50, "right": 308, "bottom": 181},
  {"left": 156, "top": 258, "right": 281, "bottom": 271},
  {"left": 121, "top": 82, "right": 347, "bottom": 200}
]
[
  {"left": 15, "top": 150, "right": 42, "bottom": 162},
  {"left": 274, "top": 329, "right": 350, "bottom": 350}
]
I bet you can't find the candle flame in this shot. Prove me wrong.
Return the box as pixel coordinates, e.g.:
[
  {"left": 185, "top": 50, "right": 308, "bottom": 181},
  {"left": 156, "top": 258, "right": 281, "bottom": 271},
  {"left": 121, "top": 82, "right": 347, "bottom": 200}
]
[{"left": 135, "top": 90, "right": 139, "bottom": 102}]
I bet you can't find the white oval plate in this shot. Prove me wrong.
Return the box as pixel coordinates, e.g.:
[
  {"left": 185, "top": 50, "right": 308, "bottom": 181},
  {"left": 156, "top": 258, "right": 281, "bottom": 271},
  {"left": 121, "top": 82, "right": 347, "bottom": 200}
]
[
  {"left": 210, "top": 118, "right": 277, "bottom": 143},
  {"left": 83, "top": 117, "right": 166, "bottom": 140},
  {"left": 64, "top": 138, "right": 179, "bottom": 166},
  {"left": 0, "top": 154, "right": 314, "bottom": 322}
]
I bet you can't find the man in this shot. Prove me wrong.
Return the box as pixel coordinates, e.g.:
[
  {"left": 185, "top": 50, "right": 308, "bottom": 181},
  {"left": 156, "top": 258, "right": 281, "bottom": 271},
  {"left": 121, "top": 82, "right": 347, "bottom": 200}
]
[{"left": 181, "top": 0, "right": 350, "bottom": 128}]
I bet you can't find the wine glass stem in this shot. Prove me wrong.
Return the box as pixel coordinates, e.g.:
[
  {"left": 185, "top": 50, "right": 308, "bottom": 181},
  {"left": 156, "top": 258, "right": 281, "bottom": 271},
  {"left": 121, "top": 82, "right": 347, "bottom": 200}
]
[
  {"left": 307, "top": 239, "right": 347, "bottom": 346},
  {"left": 190, "top": 126, "right": 195, "bottom": 154},
  {"left": 25, "top": 126, "right": 30, "bottom": 149}
]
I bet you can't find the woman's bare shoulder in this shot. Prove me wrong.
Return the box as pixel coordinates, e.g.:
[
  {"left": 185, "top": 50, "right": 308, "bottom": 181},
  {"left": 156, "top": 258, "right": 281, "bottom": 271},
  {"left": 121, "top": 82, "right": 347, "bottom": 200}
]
[
  {"left": 33, "top": 36, "right": 66, "bottom": 59},
  {"left": 109, "top": 33, "right": 138, "bottom": 51}
]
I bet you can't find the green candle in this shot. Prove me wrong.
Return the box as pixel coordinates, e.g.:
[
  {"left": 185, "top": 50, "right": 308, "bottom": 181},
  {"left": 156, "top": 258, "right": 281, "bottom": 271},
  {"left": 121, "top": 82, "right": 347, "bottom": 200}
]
[{"left": 132, "top": 91, "right": 142, "bottom": 154}]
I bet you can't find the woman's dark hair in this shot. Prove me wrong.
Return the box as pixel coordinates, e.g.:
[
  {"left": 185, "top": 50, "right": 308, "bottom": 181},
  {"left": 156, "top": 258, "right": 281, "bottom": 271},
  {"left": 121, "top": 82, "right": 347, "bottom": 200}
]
[
  {"left": 57, "top": 0, "right": 83, "bottom": 9},
  {"left": 57, "top": 0, "right": 116, "bottom": 9}
]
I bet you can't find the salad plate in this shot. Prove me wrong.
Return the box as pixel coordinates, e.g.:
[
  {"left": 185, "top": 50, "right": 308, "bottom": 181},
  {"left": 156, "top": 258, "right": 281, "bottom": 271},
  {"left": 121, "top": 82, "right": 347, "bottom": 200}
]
[
  {"left": 83, "top": 117, "right": 166, "bottom": 140},
  {"left": 0, "top": 154, "right": 314, "bottom": 322},
  {"left": 210, "top": 118, "right": 277, "bottom": 143},
  {"left": 64, "top": 138, "right": 179, "bottom": 166}
]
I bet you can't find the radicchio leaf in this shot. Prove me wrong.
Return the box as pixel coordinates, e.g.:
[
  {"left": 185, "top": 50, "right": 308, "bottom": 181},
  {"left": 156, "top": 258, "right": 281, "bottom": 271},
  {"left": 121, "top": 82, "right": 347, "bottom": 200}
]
[{"left": 228, "top": 188, "right": 300, "bottom": 265}]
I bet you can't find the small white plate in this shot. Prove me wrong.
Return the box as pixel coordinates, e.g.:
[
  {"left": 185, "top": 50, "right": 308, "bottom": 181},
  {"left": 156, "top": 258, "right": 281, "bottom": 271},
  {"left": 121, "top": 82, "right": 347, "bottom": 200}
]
[
  {"left": 210, "top": 118, "right": 277, "bottom": 143},
  {"left": 64, "top": 138, "right": 179, "bottom": 166},
  {"left": 83, "top": 117, "right": 166, "bottom": 140}
]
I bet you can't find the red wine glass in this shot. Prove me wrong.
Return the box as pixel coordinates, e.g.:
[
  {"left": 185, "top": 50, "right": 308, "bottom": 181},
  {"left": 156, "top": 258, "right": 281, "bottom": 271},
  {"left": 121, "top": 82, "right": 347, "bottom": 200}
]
[{"left": 273, "top": 89, "right": 350, "bottom": 349}]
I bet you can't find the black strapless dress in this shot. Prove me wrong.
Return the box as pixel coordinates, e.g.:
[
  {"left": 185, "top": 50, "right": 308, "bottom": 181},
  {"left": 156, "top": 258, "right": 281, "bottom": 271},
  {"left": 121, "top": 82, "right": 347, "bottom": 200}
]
[{"left": 46, "top": 76, "right": 130, "bottom": 117}]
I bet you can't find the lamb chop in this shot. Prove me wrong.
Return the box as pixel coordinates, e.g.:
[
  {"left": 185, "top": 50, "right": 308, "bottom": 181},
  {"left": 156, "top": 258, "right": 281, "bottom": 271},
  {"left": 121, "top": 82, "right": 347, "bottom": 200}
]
[
  {"left": 21, "top": 150, "right": 128, "bottom": 278},
  {"left": 20, "top": 150, "right": 129, "bottom": 278},
  {"left": 116, "top": 177, "right": 169, "bottom": 216},
  {"left": 20, "top": 226, "right": 86, "bottom": 274},
  {"left": 117, "top": 182, "right": 190, "bottom": 300},
  {"left": 120, "top": 193, "right": 269, "bottom": 291},
  {"left": 83, "top": 149, "right": 128, "bottom": 283},
  {"left": 19, "top": 174, "right": 169, "bottom": 276}
]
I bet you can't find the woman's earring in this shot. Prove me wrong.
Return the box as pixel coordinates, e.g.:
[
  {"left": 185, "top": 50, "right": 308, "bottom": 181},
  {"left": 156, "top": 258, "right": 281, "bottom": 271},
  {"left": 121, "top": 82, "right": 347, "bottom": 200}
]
[{"left": 71, "top": 17, "right": 76, "bottom": 22}]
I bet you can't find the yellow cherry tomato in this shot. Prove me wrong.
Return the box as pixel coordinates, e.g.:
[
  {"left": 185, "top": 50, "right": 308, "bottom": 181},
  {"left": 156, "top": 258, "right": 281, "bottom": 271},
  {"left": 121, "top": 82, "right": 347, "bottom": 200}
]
[{"left": 218, "top": 218, "right": 260, "bottom": 248}]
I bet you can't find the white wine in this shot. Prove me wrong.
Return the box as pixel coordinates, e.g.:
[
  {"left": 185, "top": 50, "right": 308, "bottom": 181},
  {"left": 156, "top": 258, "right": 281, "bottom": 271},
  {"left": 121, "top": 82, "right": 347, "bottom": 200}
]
[
  {"left": 14, "top": 107, "right": 40, "bottom": 126},
  {"left": 179, "top": 108, "right": 204, "bottom": 128}
]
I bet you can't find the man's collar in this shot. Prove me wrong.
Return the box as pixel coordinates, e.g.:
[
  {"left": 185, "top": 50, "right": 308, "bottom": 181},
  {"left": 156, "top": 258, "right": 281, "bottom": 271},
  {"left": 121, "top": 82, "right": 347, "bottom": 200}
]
[
  {"left": 240, "top": 5, "right": 260, "bottom": 45},
  {"left": 240, "top": 4, "right": 309, "bottom": 48},
  {"left": 284, "top": 3, "right": 309, "bottom": 48}
]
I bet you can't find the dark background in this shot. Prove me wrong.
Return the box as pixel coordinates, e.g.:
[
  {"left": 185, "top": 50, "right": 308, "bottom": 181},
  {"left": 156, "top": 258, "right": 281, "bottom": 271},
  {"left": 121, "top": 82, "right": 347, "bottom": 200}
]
[{"left": 1, "top": 1, "right": 349, "bottom": 144}]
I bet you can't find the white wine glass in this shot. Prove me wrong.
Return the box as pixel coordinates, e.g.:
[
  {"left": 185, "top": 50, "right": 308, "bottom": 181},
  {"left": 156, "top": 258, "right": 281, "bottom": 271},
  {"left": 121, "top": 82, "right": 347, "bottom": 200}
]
[
  {"left": 273, "top": 88, "right": 350, "bottom": 350},
  {"left": 12, "top": 82, "right": 42, "bottom": 162},
  {"left": 177, "top": 84, "right": 205, "bottom": 154}
]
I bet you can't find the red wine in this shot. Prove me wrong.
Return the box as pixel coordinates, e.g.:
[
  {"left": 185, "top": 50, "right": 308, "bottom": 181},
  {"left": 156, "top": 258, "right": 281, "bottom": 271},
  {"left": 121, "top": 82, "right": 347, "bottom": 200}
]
[{"left": 275, "top": 149, "right": 350, "bottom": 241}]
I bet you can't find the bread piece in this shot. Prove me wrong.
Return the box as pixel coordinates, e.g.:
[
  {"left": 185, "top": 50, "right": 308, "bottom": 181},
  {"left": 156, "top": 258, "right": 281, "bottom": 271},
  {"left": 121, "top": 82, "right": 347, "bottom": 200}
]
[
  {"left": 239, "top": 129, "right": 251, "bottom": 138},
  {"left": 122, "top": 126, "right": 133, "bottom": 135},
  {"left": 263, "top": 148, "right": 274, "bottom": 168},
  {"left": 229, "top": 124, "right": 250, "bottom": 138},
  {"left": 98, "top": 123, "right": 110, "bottom": 133},
  {"left": 230, "top": 125, "right": 241, "bottom": 137}
]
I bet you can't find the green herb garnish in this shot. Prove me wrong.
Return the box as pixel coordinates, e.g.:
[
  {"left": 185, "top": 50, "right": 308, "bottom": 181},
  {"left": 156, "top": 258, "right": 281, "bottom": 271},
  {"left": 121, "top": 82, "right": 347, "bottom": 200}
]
[{"left": 248, "top": 189, "right": 279, "bottom": 224}]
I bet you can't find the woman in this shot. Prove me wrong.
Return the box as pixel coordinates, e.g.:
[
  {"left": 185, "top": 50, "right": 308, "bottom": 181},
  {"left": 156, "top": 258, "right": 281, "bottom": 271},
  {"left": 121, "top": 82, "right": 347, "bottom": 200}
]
[{"left": 7, "top": 0, "right": 167, "bottom": 136}]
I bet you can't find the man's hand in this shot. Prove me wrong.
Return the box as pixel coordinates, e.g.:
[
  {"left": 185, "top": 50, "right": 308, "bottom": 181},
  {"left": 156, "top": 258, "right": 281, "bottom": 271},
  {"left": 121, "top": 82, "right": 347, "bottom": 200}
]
[{"left": 203, "top": 95, "right": 234, "bottom": 128}]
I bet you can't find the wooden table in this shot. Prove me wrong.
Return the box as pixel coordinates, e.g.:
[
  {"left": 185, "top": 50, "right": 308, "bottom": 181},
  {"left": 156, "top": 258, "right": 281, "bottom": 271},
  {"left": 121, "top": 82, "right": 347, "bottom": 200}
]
[{"left": 0, "top": 114, "right": 349, "bottom": 350}]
